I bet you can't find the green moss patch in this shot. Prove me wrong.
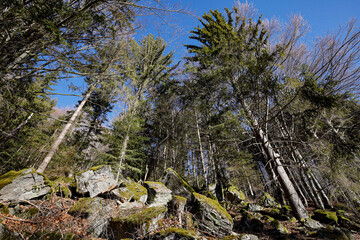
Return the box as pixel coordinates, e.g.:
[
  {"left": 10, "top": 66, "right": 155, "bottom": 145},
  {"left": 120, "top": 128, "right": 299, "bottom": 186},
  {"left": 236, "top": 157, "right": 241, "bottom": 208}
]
[
  {"left": 112, "top": 206, "right": 167, "bottom": 226},
  {"left": 193, "top": 192, "right": 233, "bottom": 224},
  {"left": 173, "top": 195, "right": 187, "bottom": 204},
  {"left": 69, "top": 198, "right": 102, "bottom": 217},
  {"left": 121, "top": 180, "right": 147, "bottom": 202},
  {"left": 158, "top": 227, "right": 198, "bottom": 238},
  {"left": 0, "top": 168, "right": 34, "bottom": 190},
  {"left": 164, "top": 168, "right": 195, "bottom": 193},
  {"left": 0, "top": 203, "right": 9, "bottom": 214},
  {"left": 313, "top": 209, "right": 338, "bottom": 224},
  {"left": 227, "top": 185, "right": 245, "bottom": 201}
]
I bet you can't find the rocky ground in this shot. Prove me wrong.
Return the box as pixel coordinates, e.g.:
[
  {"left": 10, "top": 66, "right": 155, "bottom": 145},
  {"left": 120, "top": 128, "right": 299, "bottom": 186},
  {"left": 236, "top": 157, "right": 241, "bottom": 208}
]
[{"left": 0, "top": 166, "right": 359, "bottom": 239}]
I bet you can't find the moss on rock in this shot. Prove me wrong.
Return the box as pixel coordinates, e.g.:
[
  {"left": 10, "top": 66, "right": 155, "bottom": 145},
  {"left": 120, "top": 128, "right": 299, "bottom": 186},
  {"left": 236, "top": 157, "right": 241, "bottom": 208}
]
[
  {"left": 193, "top": 192, "right": 233, "bottom": 224},
  {"left": 0, "top": 168, "right": 35, "bottom": 190},
  {"left": 272, "top": 219, "right": 290, "bottom": 234},
  {"left": 158, "top": 227, "right": 198, "bottom": 238},
  {"left": 313, "top": 209, "right": 338, "bottom": 224},
  {"left": 112, "top": 206, "right": 167, "bottom": 226},
  {"left": 69, "top": 197, "right": 103, "bottom": 217},
  {"left": 110, "top": 206, "right": 167, "bottom": 239},
  {"left": 119, "top": 179, "right": 148, "bottom": 203},
  {"left": 0, "top": 203, "right": 9, "bottom": 214}
]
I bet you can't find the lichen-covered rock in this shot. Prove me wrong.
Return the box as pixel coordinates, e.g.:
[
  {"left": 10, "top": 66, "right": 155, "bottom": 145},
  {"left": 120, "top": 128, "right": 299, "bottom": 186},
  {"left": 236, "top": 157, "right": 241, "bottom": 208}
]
[
  {"left": 303, "top": 218, "right": 324, "bottom": 230},
  {"left": 247, "top": 203, "right": 263, "bottom": 212},
  {"left": 262, "top": 193, "right": 281, "bottom": 208},
  {"left": 0, "top": 168, "right": 52, "bottom": 201},
  {"left": 149, "top": 227, "right": 202, "bottom": 240},
  {"left": 75, "top": 165, "right": 117, "bottom": 198},
  {"left": 161, "top": 168, "right": 194, "bottom": 199},
  {"left": 190, "top": 192, "right": 233, "bottom": 237},
  {"left": 69, "top": 197, "right": 116, "bottom": 238},
  {"left": 225, "top": 186, "right": 245, "bottom": 204},
  {"left": 111, "top": 179, "right": 147, "bottom": 203},
  {"left": 110, "top": 206, "right": 167, "bottom": 239},
  {"left": 144, "top": 181, "right": 172, "bottom": 207},
  {"left": 272, "top": 220, "right": 289, "bottom": 234},
  {"left": 313, "top": 209, "right": 338, "bottom": 224},
  {"left": 239, "top": 234, "right": 259, "bottom": 240}
]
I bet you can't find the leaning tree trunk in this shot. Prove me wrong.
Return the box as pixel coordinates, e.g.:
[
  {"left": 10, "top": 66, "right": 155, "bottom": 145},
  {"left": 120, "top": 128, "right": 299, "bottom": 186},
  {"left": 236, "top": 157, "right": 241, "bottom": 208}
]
[
  {"left": 241, "top": 100, "right": 309, "bottom": 219},
  {"left": 37, "top": 82, "right": 98, "bottom": 173}
]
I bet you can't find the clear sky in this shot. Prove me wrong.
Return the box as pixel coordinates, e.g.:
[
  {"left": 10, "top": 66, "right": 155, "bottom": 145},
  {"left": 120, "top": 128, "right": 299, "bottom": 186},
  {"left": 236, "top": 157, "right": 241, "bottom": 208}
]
[{"left": 52, "top": 0, "right": 360, "bottom": 110}]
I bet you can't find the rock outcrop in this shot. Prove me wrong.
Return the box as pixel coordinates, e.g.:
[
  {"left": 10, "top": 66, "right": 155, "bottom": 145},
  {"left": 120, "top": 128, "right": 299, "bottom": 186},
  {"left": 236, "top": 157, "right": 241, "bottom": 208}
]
[
  {"left": 110, "top": 206, "right": 167, "bottom": 239},
  {"left": 75, "top": 165, "right": 117, "bottom": 198},
  {"left": 111, "top": 179, "right": 148, "bottom": 203},
  {"left": 0, "top": 168, "right": 52, "bottom": 201},
  {"left": 69, "top": 197, "right": 116, "bottom": 238},
  {"left": 190, "top": 192, "right": 233, "bottom": 237},
  {"left": 161, "top": 168, "right": 194, "bottom": 199},
  {"left": 144, "top": 181, "right": 172, "bottom": 207}
]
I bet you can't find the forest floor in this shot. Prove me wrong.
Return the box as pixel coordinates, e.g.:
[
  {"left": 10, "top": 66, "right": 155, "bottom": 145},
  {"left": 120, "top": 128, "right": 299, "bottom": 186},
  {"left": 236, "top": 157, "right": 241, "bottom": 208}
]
[{"left": 1, "top": 195, "right": 360, "bottom": 239}]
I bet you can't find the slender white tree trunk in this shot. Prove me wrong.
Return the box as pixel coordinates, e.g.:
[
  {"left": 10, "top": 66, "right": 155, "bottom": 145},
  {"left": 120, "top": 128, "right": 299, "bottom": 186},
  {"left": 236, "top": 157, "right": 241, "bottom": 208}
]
[
  {"left": 195, "top": 111, "right": 208, "bottom": 186},
  {"left": 241, "top": 100, "right": 309, "bottom": 219},
  {"left": 37, "top": 82, "right": 98, "bottom": 173}
]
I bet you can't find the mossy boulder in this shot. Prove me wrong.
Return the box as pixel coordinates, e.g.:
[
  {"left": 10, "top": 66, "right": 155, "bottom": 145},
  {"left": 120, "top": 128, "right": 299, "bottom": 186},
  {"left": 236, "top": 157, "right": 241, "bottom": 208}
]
[
  {"left": 150, "top": 227, "right": 200, "bottom": 239},
  {"left": 190, "top": 192, "right": 233, "bottom": 237},
  {"left": 144, "top": 181, "right": 172, "bottom": 207},
  {"left": 272, "top": 220, "right": 290, "bottom": 234},
  {"left": 69, "top": 197, "right": 116, "bottom": 237},
  {"left": 338, "top": 215, "right": 360, "bottom": 231},
  {"left": 313, "top": 209, "right": 338, "bottom": 224},
  {"left": 110, "top": 206, "right": 167, "bottom": 239},
  {"left": 0, "top": 168, "right": 52, "bottom": 201},
  {"left": 315, "top": 226, "right": 354, "bottom": 240},
  {"left": 161, "top": 168, "right": 194, "bottom": 199},
  {"left": 262, "top": 192, "right": 281, "bottom": 208},
  {"left": 112, "top": 179, "right": 147, "bottom": 203},
  {"left": 75, "top": 165, "right": 117, "bottom": 198},
  {"left": 52, "top": 177, "right": 75, "bottom": 198},
  {"left": 225, "top": 185, "right": 246, "bottom": 204},
  {"left": 303, "top": 218, "right": 324, "bottom": 230},
  {"left": 236, "top": 211, "right": 264, "bottom": 232}
]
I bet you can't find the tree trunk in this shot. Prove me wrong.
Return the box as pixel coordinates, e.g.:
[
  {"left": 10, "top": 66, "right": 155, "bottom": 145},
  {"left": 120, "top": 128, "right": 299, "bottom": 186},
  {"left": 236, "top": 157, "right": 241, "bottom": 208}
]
[
  {"left": 195, "top": 111, "right": 208, "bottom": 187},
  {"left": 37, "top": 82, "right": 98, "bottom": 173},
  {"left": 241, "top": 100, "right": 309, "bottom": 219},
  {"left": 116, "top": 129, "right": 129, "bottom": 182}
]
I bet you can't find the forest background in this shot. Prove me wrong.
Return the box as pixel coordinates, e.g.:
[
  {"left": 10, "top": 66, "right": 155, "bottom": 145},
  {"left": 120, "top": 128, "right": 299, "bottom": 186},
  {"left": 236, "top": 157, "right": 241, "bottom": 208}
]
[{"left": 1, "top": 0, "right": 360, "bottom": 219}]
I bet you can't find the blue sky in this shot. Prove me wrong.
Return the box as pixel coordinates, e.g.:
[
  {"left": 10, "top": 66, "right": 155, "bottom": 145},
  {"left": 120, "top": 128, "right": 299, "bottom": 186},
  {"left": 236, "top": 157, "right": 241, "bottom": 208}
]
[{"left": 52, "top": 0, "right": 360, "bottom": 110}]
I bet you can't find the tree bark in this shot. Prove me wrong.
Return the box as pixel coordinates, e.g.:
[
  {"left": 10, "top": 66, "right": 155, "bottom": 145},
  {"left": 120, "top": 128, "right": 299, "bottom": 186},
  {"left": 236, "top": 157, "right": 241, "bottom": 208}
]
[
  {"left": 36, "top": 82, "right": 98, "bottom": 173},
  {"left": 241, "top": 99, "right": 309, "bottom": 219},
  {"left": 195, "top": 111, "right": 208, "bottom": 187}
]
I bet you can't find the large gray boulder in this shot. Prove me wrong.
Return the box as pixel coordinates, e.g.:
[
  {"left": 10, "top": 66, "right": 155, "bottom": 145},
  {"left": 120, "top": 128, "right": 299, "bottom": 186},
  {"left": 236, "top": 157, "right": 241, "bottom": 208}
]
[
  {"left": 161, "top": 168, "right": 194, "bottom": 199},
  {"left": 110, "top": 206, "right": 168, "bottom": 239},
  {"left": 190, "top": 192, "right": 233, "bottom": 237},
  {"left": 69, "top": 197, "right": 116, "bottom": 238},
  {"left": 75, "top": 165, "right": 117, "bottom": 198},
  {"left": 111, "top": 179, "right": 147, "bottom": 204},
  {"left": 0, "top": 168, "right": 52, "bottom": 201},
  {"left": 225, "top": 185, "right": 246, "bottom": 204},
  {"left": 144, "top": 181, "right": 172, "bottom": 207}
]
